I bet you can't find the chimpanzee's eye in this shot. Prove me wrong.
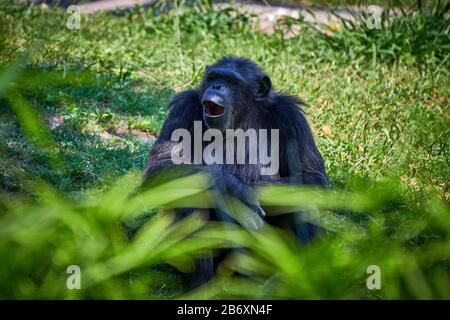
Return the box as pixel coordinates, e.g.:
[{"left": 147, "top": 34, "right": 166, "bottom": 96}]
[{"left": 206, "top": 73, "right": 216, "bottom": 82}]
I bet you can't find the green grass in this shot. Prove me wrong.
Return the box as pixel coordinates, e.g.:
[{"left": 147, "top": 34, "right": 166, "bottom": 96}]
[
  {"left": 0, "top": 0, "right": 449, "bottom": 299},
  {"left": 1, "top": 0, "right": 448, "bottom": 197},
  {"left": 277, "top": 0, "right": 442, "bottom": 6}
]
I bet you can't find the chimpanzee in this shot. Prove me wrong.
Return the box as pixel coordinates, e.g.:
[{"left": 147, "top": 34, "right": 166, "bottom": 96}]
[{"left": 144, "top": 57, "right": 328, "bottom": 287}]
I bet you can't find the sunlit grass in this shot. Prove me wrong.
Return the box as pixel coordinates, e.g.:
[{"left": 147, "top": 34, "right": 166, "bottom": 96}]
[{"left": 0, "top": 0, "right": 448, "bottom": 299}]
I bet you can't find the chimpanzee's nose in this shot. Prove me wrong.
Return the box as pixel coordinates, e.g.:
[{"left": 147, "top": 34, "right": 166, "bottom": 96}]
[{"left": 212, "top": 84, "right": 221, "bottom": 90}]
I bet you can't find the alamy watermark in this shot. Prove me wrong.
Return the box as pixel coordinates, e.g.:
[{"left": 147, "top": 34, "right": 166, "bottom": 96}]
[
  {"left": 66, "top": 5, "right": 81, "bottom": 30},
  {"left": 171, "top": 121, "right": 279, "bottom": 176},
  {"left": 365, "top": 5, "right": 382, "bottom": 30},
  {"left": 366, "top": 265, "right": 381, "bottom": 290},
  {"left": 66, "top": 265, "right": 81, "bottom": 290}
]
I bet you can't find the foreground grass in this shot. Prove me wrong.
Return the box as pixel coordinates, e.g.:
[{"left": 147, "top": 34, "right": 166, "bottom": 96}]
[{"left": 0, "top": 0, "right": 449, "bottom": 299}]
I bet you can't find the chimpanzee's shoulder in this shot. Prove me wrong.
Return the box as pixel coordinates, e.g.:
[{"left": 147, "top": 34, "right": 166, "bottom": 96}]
[
  {"left": 169, "top": 89, "right": 201, "bottom": 110},
  {"left": 272, "top": 92, "right": 306, "bottom": 110}
]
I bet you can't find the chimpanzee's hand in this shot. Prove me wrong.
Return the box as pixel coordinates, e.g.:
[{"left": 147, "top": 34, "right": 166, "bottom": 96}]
[{"left": 206, "top": 165, "right": 266, "bottom": 219}]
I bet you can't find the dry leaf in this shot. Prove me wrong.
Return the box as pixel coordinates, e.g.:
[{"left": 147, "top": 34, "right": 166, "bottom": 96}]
[{"left": 321, "top": 125, "right": 332, "bottom": 137}]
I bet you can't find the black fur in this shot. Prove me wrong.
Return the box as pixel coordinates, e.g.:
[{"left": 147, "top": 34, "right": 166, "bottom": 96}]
[{"left": 144, "top": 57, "right": 328, "bottom": 288}]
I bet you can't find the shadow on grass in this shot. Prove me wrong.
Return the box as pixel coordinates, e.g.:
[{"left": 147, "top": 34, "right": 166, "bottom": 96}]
[{"left": 0, "top": 67, "right": 175, "bottom": 194}]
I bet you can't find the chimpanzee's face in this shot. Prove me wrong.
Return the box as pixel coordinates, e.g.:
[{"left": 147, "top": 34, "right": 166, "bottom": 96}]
[{"left": 201, "top": 65, "right": 271, "bottom": 131}]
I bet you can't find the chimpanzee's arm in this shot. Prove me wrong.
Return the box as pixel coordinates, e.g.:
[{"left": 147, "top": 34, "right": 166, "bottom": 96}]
[
  {"left": 270, "top": 93, "right": 329, "bottom": 187},
  {"left": 144, "top": 90, "right": 203, "bottom": 178}
]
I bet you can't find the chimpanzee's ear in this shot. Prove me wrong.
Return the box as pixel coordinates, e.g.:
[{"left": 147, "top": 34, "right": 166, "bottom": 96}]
[{"left": 256, "top": 75, "right": 272, "bottom": 101}]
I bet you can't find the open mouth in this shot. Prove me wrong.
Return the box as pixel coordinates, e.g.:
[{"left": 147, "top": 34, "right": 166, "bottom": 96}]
[{"left": 203, "top": 101, "right": 225, "bottom": 117}]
